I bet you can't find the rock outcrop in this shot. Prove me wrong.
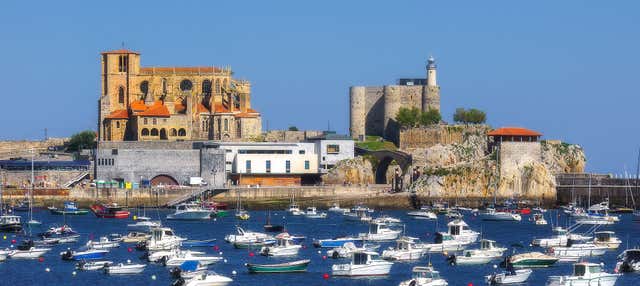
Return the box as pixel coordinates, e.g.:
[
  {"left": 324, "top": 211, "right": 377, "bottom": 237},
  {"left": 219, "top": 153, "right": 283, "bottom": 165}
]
[
  {"left": 541, "top": 140, "right": 586, "bottom": 173},
  {"left": 322, "top": 156, "right": 375, "bottom": 185}
]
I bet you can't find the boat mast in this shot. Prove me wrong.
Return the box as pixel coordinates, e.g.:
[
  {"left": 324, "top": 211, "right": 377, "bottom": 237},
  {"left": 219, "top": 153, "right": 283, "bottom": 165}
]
[
  {"left": 29, "top": 147, "right": 34, "bottom": 222},
  {"left": 635, "top": 148, "right": 640, "bottom": 211}
]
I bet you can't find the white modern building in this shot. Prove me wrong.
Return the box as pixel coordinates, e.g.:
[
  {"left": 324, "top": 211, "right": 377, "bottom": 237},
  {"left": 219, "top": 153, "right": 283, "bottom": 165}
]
[{"left": 306, "top": 133, "right": 355, "bottom": 173}]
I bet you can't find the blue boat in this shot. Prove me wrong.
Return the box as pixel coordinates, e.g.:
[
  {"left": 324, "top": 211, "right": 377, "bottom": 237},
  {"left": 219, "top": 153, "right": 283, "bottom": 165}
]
[
  {"left": 61, "top": 249, "right": 108, "bottom": 261},
  {"left": 313, "top": 236, "right": 361, "bottom": 248},
  {"left": 290, "top": 235, "right": 306, "bottom": 244},
  {"left": 181, "top": 239, "right": 217, "bottom": 248}
]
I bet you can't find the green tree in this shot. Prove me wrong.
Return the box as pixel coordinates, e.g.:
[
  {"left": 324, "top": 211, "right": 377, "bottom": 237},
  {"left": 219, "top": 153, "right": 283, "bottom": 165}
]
[
  {"left": 395, "top": 107, "right": 420, "bottom": 128},
  {"left": 419, "top": 108, "right": 441, "bottom": 126},
  {"left": 66, "top": 130, "right": 96, "bottom": 151},
  {"left": 453, "top": 108, "right": 466, "bottom": 123},
  {"left": 452, "top": 108, "right": 486, "bottom": 124},
  {"left": 287, "top": 126, "right": 299, "bottom": 131}
]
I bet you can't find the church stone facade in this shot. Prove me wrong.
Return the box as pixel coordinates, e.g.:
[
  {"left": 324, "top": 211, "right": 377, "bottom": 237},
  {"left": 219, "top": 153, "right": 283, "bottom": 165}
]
[
  {"left": 350, "top": 57, "right": 440, "bottom": 143},
  {"left": 98, "top": 49, "right": 262, "bottom": 142}
]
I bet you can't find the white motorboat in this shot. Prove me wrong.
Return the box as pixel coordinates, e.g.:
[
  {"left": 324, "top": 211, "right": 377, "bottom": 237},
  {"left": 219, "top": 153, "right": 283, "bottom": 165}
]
[
  {"left": 407, "top": 210, "right": 437, "bottom": 220},
  {"left": 533, "top": 213, "right": 548, "bottom": 225},
  {"left": 105, "top": 261, "right": 146, "bottom": 274},
  {"left": 327, "top": 242, "right": 380, "bottom": 259},
  {"left": 328, "top": 203, "right": 349, "bottom": 213},
  {"left": 122, "top": 232, "right": 151, "bottom": 243},
  {"left": 260, "top": 233, "right": 301, "bottom": 257},
  {"left": 167, "top": 203, "right": 212, "bottom": 220},
  {"left": 592, "top": 231, "right": 621, "bottom": 249},
  {"left": 344, "top": 208, "right": 372, "bottom": 222},
  {"left": 574, "top": 200, "right": 619, "bottom": 225},
  {"left": 398, "top": 266, "right": 448, "bottom": 286},
  {"left": 164, "top": 250, "right": 222, "bottom": 267},
  {"left": 8, "top": 241, "right": 51, "bottom": 259},
  {"left": 182, "top": 271, "right": 233, "bottom": 286},
  {"left": 0, "top": 252, "right": 6, "bottom": 262},
  {"left": 485, "top": 269, "right": 532, "bottom": 285},
  {"left": 532, "top": 235, "right": 569, "bottom": 247},
  {"left": 147, "top": 227, "right": 186, "bottom": 251},
  {"left": 546, "top": 262, "right": 619, "bottom": 286},
  {"left": 332, "top": 251, "right": 393, "bottom": 276},
  {"left": 615, "top": 249, "right": 640, "bottom": 273},
  {"left": 288, "top": 203, "right": 303, "bottom": 215},
  {"left": 372, "top": 216, "right": 402, "bottom": 225},
  {"left": 148, "top": 249, "right": 176, "bottom": 263},
  {"left": 418, "top": 233, "right": 466, "bottom": 253},
  {"left": 550, "top": 243, "right": 607, "bottom": 261},
  {"left": 359, "top": 222, "right": 401, "bottom": 241},
  {"left": 481, "top": 208, "right": 521, "bottom": 221},
  {"left": 442, "top": 219, "right": 479, "bottom": 244},
  {"left": 76, "top": 260, "right": 113, "bottom": 271},
  {"left": 304, "top": 206, "right": 327, "bottom": 219},
  {"left": 449, "top": 249, "right": 495, "bottom": 265},
  {"left": 381, "top": 237, "right": 425, "bottom": 261},
  {"left": 477, "top": 239, "right": 507, "bottom": 257},
  {"left": 127, "top": 216, "right": 161, "bottom": 231},
  {"left": 224, "top": 226, "right": 271, "bottom": 244},
  {"left": 86, "top": 236, "right": 120, "bottom": 249}
]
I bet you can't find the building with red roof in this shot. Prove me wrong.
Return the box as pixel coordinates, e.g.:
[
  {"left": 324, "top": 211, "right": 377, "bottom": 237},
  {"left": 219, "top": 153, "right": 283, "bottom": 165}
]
[{"left": 98, "top": 50, "right": 262, "bottom": 142}]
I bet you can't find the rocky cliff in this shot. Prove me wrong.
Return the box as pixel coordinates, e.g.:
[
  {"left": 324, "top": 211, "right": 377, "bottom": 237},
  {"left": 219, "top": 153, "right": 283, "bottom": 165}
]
[
  {"left": 541, "top": 140, "right": 586, "bottom": 173},
  {"left": 321, "top": 156, "right": 375, "bottom": 185}
]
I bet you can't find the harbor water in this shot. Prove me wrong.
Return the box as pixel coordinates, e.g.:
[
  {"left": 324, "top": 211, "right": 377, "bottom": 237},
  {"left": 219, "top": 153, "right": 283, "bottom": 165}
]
[{"left": 1, "top": 208, "right": 640, "bottom": 286}]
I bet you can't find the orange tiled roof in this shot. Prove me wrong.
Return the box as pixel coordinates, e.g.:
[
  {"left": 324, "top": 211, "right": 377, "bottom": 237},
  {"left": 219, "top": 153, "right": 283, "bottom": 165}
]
[
  {"left": 246, "top": 108, "right": 259, "bottom": 113},
  {"left": 487, "top": 127, "right": 542, "bottom": 137},
  {"left": 105, "top": 109, "right": 129, "bottom": 119},
  {"left": 174, "top": 103, "right": 186, "bottom": 113},
  {"left": 197, "top": 103, "right": 210, "bottom": 113},
  {"left": 101, "top": 49, "right": 139, "bottom": 55},
  {"left": 135, "top": 101, "right": 170, "bottom": 117},
  {"left": 139, "top": 67, "right": 224, "bottom": 74},
  {"left": 214, "top": 103, "right": 231, "bottom": 113},
  {"left": 234, "top": 112, "right": 259, "bottom": 118},
  {"left": 130, "top": 100, "right": 147, "bottom": 112}
]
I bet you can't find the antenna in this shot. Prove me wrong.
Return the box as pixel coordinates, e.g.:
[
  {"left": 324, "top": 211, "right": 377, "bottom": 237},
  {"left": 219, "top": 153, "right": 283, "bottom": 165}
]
[{"left": 121, "top": 41, "right": 125, "bottom": 49}]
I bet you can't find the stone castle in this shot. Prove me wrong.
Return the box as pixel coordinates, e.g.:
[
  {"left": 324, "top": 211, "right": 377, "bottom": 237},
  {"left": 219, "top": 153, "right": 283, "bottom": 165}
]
[
  {"left": 350, "top": 56, "right": 440, "bottom": 142},
  {"left": 98, "top": 49, "right": 262, "bottom": 142}
]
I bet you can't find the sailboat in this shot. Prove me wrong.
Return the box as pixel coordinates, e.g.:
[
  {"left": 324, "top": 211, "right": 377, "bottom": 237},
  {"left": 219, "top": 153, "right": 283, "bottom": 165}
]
[
  {"left": 0, "top": 177, "right": 22, "bottom": 232},
  {"left": 632, "top": 149, "right": 640, "bottom": 220},
  {"left": 235, "top": 192, "right": 250, "bottom": 220},
  {"left": 26, "top": 148, "right": 41, "bottom": 226}
]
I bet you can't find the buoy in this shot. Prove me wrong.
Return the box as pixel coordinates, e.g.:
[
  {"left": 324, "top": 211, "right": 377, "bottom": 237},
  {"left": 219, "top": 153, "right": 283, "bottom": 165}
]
[
  {"left": 323, "top": 273, "right": 330, "bottom": 280},
  {"left": 467, "top": 283, "right": 473, "bottom": 286},
  {"left": 322, "top": 255, "right": 327, "bottom": 260},
  {"left": 224, "top": 259, "right": 228, "bottom": 263},
  {"left": 72, "top": 271, "right": 76, "bottom": 276},
  {"left": 317, "top": 250, "right": 321, "bottom": 254},
  {"left": 127, "top": 247, "right": 133, "bottom": 252},
  {"left": 133, "top": 215, "right": 137, "bottom": 220},
  {"left": 38, "top": 257, "right": 44, "bottom": 262},
  {"left": 219, "top": 251, "right": 223, "bottom": 255},
  {"left": 232, "top": 270, "right": 237, "bottom": 275},
  {"left": 11, "top": 239, "right": 16, "bottom": 244},
  {"left": 214, "top": 245, "right": 220, "bottom": 251},
  {"left": 151, "top": 275, "right": 156, "bottom": 280},
  {"left": 249, "top": 252, "right": 255, "bottom": 257},
  {"left": 213, "top": 218, "right": 217, "bottom": 222},
  {"left": 45, "top": 268, "right": 50, "bottom": 272},
  {"left": 127, "top": 259, "right": 131, "bottom": 264},
  {"left": 493, "top": 264, "right": 497, "bottom": 269}
]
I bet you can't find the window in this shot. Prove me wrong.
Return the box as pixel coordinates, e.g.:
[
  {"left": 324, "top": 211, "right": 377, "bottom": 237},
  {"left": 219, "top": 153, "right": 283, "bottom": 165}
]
[
  {"left": 140, "top": 81, "right": 149, "bottom": 95},
  {"left": 327, "top": 144, "right": 340, "bottom": 154},
  {"left": 215, "top": 79, "right": 221, "bottom": 93},
  {"left": 178, "top": 128, "right": 186, "bottom": 136},
  {"left": 304, "top": 160, "right": 310, "bottom": 170},
  {"left": 285, "top": 160, "right": 291, "bottom": 173},
  {"left": 299, "top": 150, "right": 305, "bottom": 154},
  {"left": 246, "top": 160, "right": 252, "bottom": 173},
  {"left": 236, "top": 120, "right": 241, "bottom": 138},
  {"left": 238, "top": 150, "right": 293, "bottom": 154},
  {"left": 202, "top": 80, "right": 212, "bottom": 95},
  {"left": 111, "top": 149, "right": 118, "bottom": 155},
  {"left": 162, "top": 78, "right": 167, "bottom": 94},
  {"left": 118, "top": 55, "right": 128, "bottom": 72},
  {"left": 118, "top": 86, "right": 125, "bottom": 104},
  {"left": 170, "top": 128, "right": 177, "bottom": 136},
  {"left": 141, "top": 128, "right": 149, "bottom": 136},
  {"left": 224, "top": 119, "right": 228, "bottom": 131},
  {"left": 266, "top": 160, "right": 271, "bottom": 173},
  {"left": 150, "top": 128, "right": 159, "bottom": 136},
  {"left": 180, "top": 79, "right": 193, "bottom": 91},
  {"left": 143, "top": 118, "right": 148, "bottom": 125},
  {"left": 152, "top": 118, "right": 157, "bottom": 125},
  {"left": 116, "top": 121, "right": 120, "bottom": 128}
]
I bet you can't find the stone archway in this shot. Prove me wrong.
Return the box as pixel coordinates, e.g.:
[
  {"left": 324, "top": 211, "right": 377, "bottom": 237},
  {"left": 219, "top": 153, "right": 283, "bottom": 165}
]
[
  {"left": 151, "top": 174, "right": 179, "bottom": 186},
  {"left": 160, "top": 128, "right": 168, "bottom": 140}
]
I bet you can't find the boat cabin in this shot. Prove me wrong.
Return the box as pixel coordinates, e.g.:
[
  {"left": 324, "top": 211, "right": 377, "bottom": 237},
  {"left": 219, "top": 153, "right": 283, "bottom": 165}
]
[
  {"left": 63, "top": 201, "right": 79, "bottom": 211},
  {"left": 0, "top": 215, "right": 21, "bottom": 224},
  {"left": 306, "top": 207, "right": 316, "bottom": 212},
  {"left": 151, "top": 227, "right": 176, "bottom": 241},
  {"left": 275, "top": 234, "right": 294, "bottom": 247},
  {"left": 412, "top": 266, "right": 441, "bottom": 280},
  {"left": 352, "top": 251, "right": 378, "bottom": 265},
  {"left": 434, "top": 233, "right": 455, "bottom": 244},
  {"left": 480, "top": 239, "right": 498, "bottom": 250},
  {"left": 594, "top": 231, "right": 615, "bottom": 242},
  {"left": 369, "top": 222, "right": 390, "bottom": 234},
  {"left": 573, "top": 263, "right": 602, "bottom": 277},
  {"left": 447, "top": 219, "right": 470, "bottom": 235},
  {"left": 619, "top": 249, "right": 640, "bottom": 261},
  {"left": 395, "top": 237, "right": 416, "bottom": 250}
]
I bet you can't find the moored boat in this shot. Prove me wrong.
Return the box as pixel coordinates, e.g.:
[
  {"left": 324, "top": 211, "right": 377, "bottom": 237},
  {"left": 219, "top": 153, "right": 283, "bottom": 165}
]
[
  {"left": 49, "top": 201, "right": 89, "bottom": 215},
  {"left": 76, "top": 260, "right": 113, "bottom": 271},
  {"left": 332, "top": 251, "right": 393, "bottom": 276},
  {"left": 90, "top": 203, "right": 130, "bottom": 219},
  {"left": 485, "top": 268, "right": 532, "bottom": 285},
  {"left": 546, "top": 262, "right": 619, "bottom": 286},
  {"left": 0, "top": 215, "right": 22, "bottom": 232},
  {"left": 61, "top": 248, "right": 109, "bottom": 260},
  {"left": 398, "top": 266, "right": 448, "bottom": 286},
  {"left": 502, "top": 252, "right": 558, "bottom": 268},
  {"left": 246, "top": 259, "right": 310, "bottom": 273},
  {"left": 105, "top": 261, "right": 146, "bottom": 275}
]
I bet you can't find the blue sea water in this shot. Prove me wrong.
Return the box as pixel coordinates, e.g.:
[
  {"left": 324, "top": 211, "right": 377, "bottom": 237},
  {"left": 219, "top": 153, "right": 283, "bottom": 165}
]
[{"left": 1, "top": 208, "right": 640, "bottom": 286}]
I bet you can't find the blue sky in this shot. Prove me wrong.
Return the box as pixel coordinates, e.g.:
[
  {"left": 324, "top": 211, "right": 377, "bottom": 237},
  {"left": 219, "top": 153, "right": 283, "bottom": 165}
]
[{"left": 0, "top": 1, "right": 638, "bottom": 173}]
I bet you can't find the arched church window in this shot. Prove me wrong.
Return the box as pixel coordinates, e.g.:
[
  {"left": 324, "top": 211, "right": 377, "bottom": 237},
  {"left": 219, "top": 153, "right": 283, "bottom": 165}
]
[
  {"left": 118, "top": 86, "right": 125, "bottom": 104},
  {"left": 150, "top": 128, "right": 159, "bottom": 136},
  {"left": 178, "top": 128, "right": 186, "bottom": 136},
  {"left": 141, "top": 128, "right": 149, "bottom": 136},
  {"left": 180, "top": 79, "right": 193, "bottom": 91},
  {"left": 202, "top": 80, "right": 212, "bottom": 95},
  {"left": 140, "top": 81, "right": 149, "bottom": 95},
  {"left": 170, "top": 128, "right": 177, "bottom": 136}
]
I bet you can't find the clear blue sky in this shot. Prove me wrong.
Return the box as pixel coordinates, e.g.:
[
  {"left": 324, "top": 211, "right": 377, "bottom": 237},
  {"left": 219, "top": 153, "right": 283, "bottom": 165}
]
[{"left": 0, "top": 1, "right": 638, "bottom": 173}]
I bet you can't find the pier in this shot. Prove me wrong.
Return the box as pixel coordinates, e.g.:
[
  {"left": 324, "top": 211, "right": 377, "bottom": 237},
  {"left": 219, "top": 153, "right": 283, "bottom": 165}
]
[{"left": 556, "top": 173, "right": 640, "bottom": 206}]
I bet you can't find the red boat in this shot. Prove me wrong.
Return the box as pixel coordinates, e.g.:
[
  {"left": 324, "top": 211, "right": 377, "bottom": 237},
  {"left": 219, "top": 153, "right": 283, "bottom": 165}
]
[
  {"left": 90, "top": 203, "right": 130, "bottom": 219},
  {"left": 202, "top": 201, "right": 228, "bottom": 210}
]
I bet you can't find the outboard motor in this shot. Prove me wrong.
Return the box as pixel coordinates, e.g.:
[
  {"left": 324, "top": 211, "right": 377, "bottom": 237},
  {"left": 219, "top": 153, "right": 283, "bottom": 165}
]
[
  {"left": 446, "top": 254, "right": 457, "bottom": 266},
  {"left": 169, "top": 267, "right": 182, "bottom": 278},
  {"left": 61, "top": 250, "right": 73, "bottom": 260},
  {"left": 171, "top": 278, "right": 185, "bottom": 286}
]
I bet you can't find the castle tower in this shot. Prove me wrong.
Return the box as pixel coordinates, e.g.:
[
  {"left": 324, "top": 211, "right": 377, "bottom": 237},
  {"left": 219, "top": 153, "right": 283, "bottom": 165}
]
[
  {"left": 349, "top": 86, "right": 366, "bottom": 141},
  {"left": 422, "top": 55, "right": 441, "bottom": 112}
]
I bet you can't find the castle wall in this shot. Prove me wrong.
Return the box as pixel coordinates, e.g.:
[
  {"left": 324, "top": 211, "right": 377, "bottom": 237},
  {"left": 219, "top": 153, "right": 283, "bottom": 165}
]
[
  {"left": 349, "top": 86, "right": 366, "bottom": 140},
  {"left": 383, "top": 85, "right": 423, "bottom": 143},
  {"left": 499, "top": 142, "right": 542, "bottom": 177},
  {"left": 398, "top": 125, "right": 490, "bottom": 150},
  {"left": 364, "top": 87, "right": 384, "bottom": 138}
]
